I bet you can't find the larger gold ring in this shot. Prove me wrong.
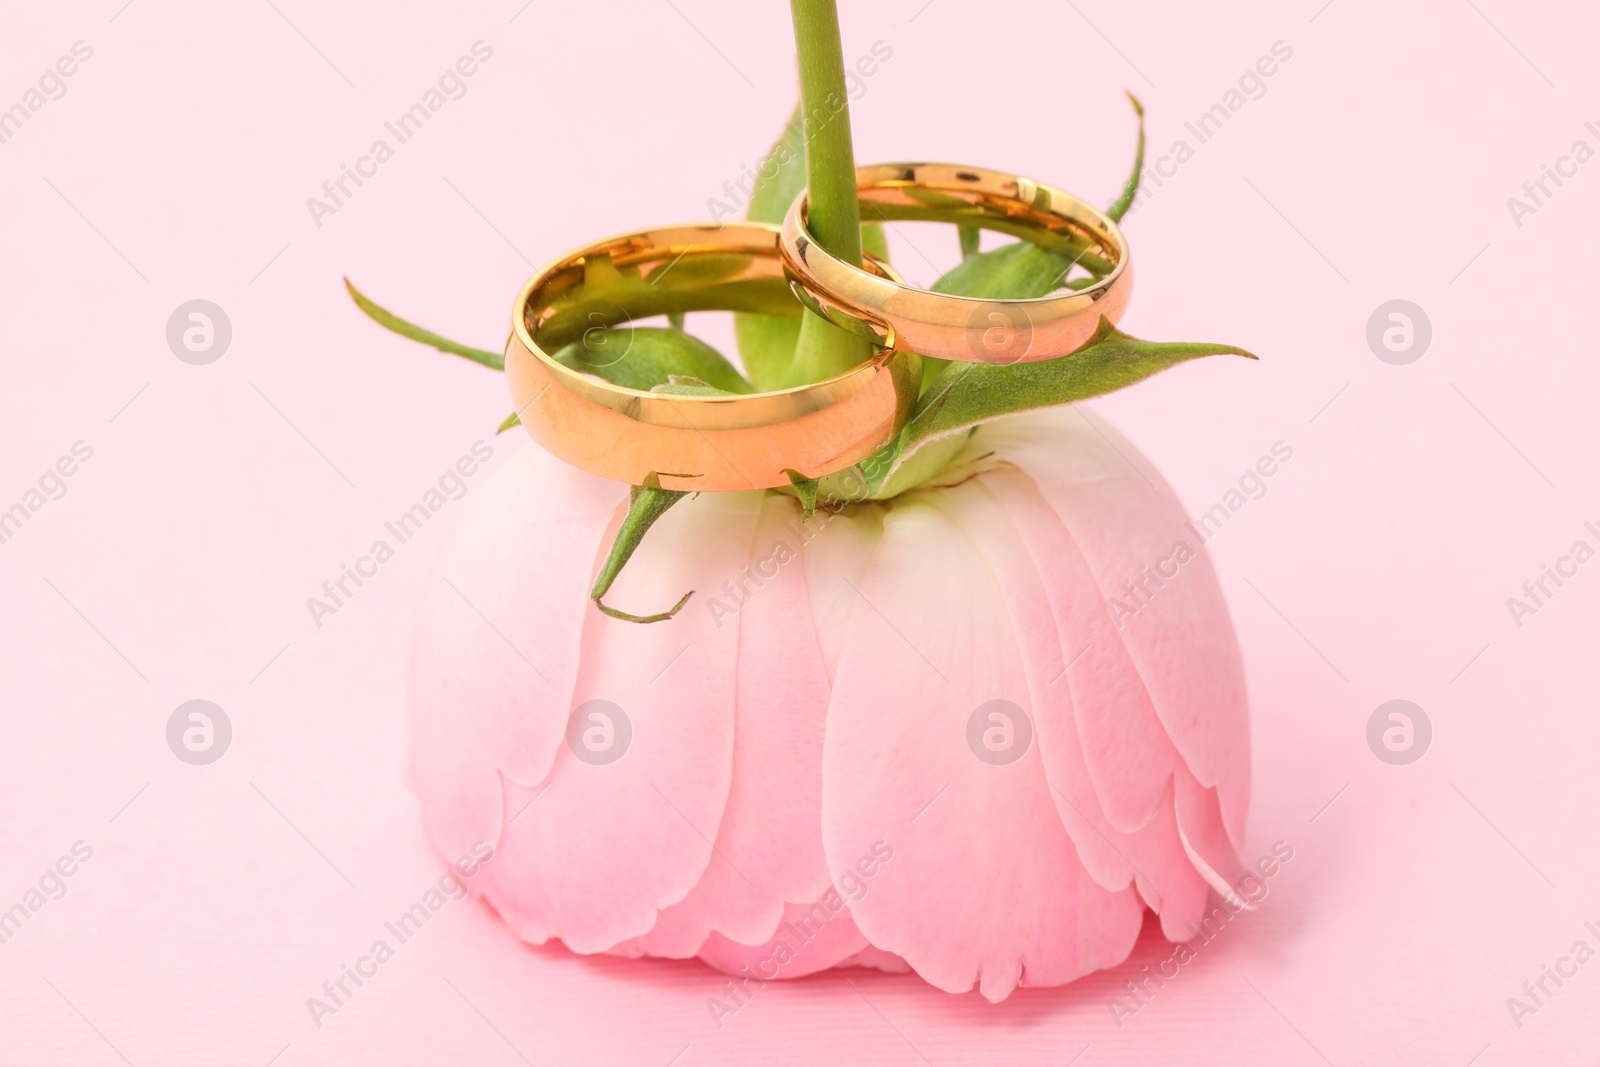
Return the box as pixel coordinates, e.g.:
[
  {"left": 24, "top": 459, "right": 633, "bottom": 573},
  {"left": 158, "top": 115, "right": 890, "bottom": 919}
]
[
  {"left": 780, "top": 163, "right": 1132, "bottom": 364},
  {"left": 506, "top": 223, "right": 921, "bottom": 492}
]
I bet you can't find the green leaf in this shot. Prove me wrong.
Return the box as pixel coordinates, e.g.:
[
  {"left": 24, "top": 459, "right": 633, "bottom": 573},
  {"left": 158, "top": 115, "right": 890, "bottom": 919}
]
[
  {"left": 496, "top": 411, "right": 521, "bottom": 434},
  {"left": 1106, "top": 92, "right": 1147, "bottom": 223},
  {"left": 868, "top": 318, "right": 1255, "bottom": 492},
  {"left": 553, "top": 326, "right": 753, "bottom": 393},
  {"left": 591, "top": 476, "right": 693, "bottom": 624},
  {"left": 345, "top": 278, "right": 505, "bottom": 371}
]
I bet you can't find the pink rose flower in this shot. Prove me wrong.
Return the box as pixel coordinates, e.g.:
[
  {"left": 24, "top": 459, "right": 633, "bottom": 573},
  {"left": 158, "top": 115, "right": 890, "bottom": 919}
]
[{"left": 408, "top": 405, "right": 1250, "bottom": 1002}]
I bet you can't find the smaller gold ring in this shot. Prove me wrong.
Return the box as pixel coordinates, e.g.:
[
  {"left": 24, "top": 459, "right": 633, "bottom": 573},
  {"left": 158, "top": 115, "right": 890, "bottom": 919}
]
[
  {"left": 780, "top": 164, "right": 1133, "bottom": 364},
  {"left": 506, "top": 223, "right": 922, "bottom": 493}
]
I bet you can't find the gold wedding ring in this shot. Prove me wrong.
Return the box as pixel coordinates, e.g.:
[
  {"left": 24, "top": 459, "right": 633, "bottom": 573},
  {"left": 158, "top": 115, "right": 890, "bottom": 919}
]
[
  {"left": 505, "top": 223, "right": 921, "bottom": 492},
  {"left": 780, "top": 164, "right": 1132, "bottom": 364}
]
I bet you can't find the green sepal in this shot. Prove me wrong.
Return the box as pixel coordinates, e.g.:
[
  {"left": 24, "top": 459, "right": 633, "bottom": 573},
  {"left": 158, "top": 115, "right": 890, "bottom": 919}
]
[
  {"left": 538, "top": 255, "right": 800, "bottom": 348},
  {"left": 743, "top": 106, "right": 808, "bottom": 226},
  {"left": 649, "top": 376, "right": 740, "bottom": 397},
  {"left": 1106, "top": 92, "right": 1146, "bottom": 223},
  {"left": 869, "top": 434, "right": 970, "bottom": 499},
  {"left": 733, "top": 315, "right": 802, "bottom": 392},
  {"left": 783, "top": 469, "right": 819, "bottom": 519},
  {"left": 345, "top": 278, "right": 505, "bottom": 371},
  {"left": 862, "top": 222, "right": 889, "bottom": 261},
  {"left": 552, "top": 326, "right": 753, "bottom": 394},
  {"left": 864, "top": 318, "right": 1257, "bottom": 494},
  {"left": 783, "top": 313, "right": 873, "bottom": 389},
  {"left": 915, "top": 239, "right": 1085, "bottom": 397},
  {"left": 734, "top": 107, "right": 810, "bottom": 390},
  {"left": 591, "top": 474, "right": 693, "bottom": 625},
  {"left": 931, "top": 240, "right": 1081, "bottom": 300}
]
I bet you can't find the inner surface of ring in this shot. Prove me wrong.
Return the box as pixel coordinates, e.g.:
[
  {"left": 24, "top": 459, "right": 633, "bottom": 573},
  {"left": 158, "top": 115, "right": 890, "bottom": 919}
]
[
  {"left": 512, "top": 226, "right": 914, "bottom": 433},
  {"left": 525, "top": 229, "right": 904, "bottom": 355},
  {"left": 814, "top": 170, "right": 1123, "bottom": 284},
  {"left": 526, "top": 234, "right": 800, "bottom": 352}
]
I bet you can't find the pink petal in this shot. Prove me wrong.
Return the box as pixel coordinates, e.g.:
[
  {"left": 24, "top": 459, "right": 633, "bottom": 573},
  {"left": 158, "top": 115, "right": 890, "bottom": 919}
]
[
  {"left": 971, "top": 467, "right": 1178, "bottom": 836},
  {"left": 476, "top": 489, "right": 762, "bottom": 952},
  {"left": 408, "top": 442, "right": 622, "bottom": 859},
  {"left": 796, "top": 503, "right": 884, "bottom": 685},
  {"left": 1124, "top": 780, "right": 1215, "bottom": 941},
  {"left": 933, "top": 479, "right": 1212, "bottom": 943},
  {"left": 983, "top": 409, "right": 1252, "bottom": 849},
  {"left": 821, "top": 496, "right": 1143, "bottom": 1001},
  {"left": 1175, "top": 766, "right": 1249, "bottom": 901},
  {"left": 919, "top": 475, "right": 1128, "bottom": 888},
  {"left": 837, "top": 946, "right": 912, "bottom": 974},
  {"left": 405, "top": 718, "right": 505, "bottom": 873},
  {"left": 631, "top": 492, "right": 836, "bottom": 954},
  {"left": 696, "top": 897, "right": 872, "bottom": 980}
]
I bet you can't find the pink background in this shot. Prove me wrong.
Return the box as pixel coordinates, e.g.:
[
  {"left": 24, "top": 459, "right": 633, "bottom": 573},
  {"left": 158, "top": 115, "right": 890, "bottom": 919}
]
[{"left": 3, "top": 0, "right": 1597, "bottom": 1062}]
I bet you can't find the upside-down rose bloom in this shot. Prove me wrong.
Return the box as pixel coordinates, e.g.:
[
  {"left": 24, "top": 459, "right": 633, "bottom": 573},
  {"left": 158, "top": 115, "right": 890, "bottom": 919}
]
[{"left": 408, "top": 403, "right": 1250, "bottom": 1002}]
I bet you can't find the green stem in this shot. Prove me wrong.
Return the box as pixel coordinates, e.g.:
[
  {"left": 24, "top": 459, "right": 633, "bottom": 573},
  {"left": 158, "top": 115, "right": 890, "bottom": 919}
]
[
  {"left": 790, "top": 0, "right": 863, "bottom": 267},
  {"left": 783, "top": 0, "right": 873, "bottom": 386}
]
